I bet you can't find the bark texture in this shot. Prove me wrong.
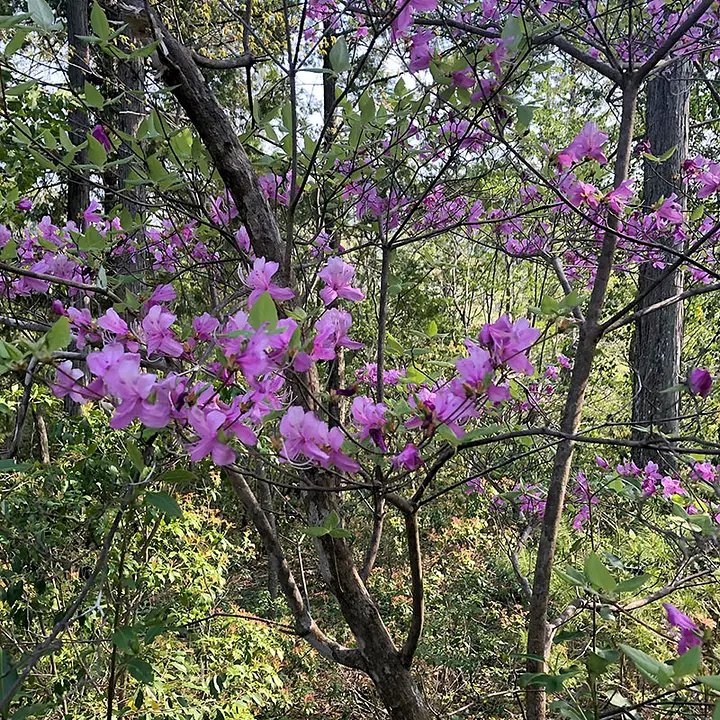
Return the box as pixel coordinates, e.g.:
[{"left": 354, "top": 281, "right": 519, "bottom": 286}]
[
  {"left": 525, "top": 85, "right": 639, "bottom": 720},
  {"left": 101, "top": 0, "right": 285, "bottom": 278},
  {"left": 631, "top": 60, "right": 691, "bottom": 466},
  {"left": 66, "top": 0, "right": 91, "bottom": 226}
]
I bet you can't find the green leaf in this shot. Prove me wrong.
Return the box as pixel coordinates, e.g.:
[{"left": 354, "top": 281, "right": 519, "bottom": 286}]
[
  {"left": 126, "top": 40, "right": 159, "bottom": 58},
  {"left": 77, "top": 225, "right": 106, "bottom": 253},
  {"left": 359, "top": 92, "right": 375, "bottom": 125},
  {"left": 126, "top": 658, "right": 154, "bottom": 684},
  {"left": 555, "top": 566, "right": 586, "bottom": 587},
  {"left": 657, "top": 145, "right": 677, "bottom": 162},
  {"left": 0, "top": 459, "right": 30, "bottom": 473},
  {"left": 112, "top": 626, "right": 138, "bottom": 653},
  {"left": 125, "top": 441, "right": 145, "bottom": 472},
  {"left": 386, "top": 333, "right": 405, "bottom": 356},
  {"left": 701, "top": 676, "right": 720, "bottom": 691},
  {"left": 160, "top": 469, "right": 196, "bottom": 483},
  {"left": 427, "top": 320, "right": 438, "bottom": 337},
  {"left": 329, "top": 37, "right": 350, "bottom": 73},
  {"left": 11, "top": 704, "right": 53, "bottom": 720},
  {"left": 27, "top": 0, "right": 54, "bottom": 28},
  {"left": 584, "top": 552, "right": 616, "bottom": 592},
  {"left": 0, "top": 13, "right": 31, "bottom": 27},
  {"left": 3, "top": 27, "right": 29, "bottom": 57},
  {"left": 587, "top": 649, "right": 619, "bottom": 676},
  {"left": 517, "top": 105, "right": 535, "bottom": 129},
  {"left": 1, "top": 240, "right": 17, "bottom": 261},
  {"left": 691, "top": 204, "right": 705, "bottom": 221},
  {"left": 90, "top": 1, "right": 110, "bottom": 40},
  {"left": 145, "top": 491, "right": 182, "bottom": 519},
  {"left": 46, "top": 316, "right": 71, "bottom": 351},
  {"left": 328, "top": 527, "right": 354, "bottom": 539},
  {"left": 672, "top": 644, "right": 701, "bottom": 678},
  {"left": 84, "top": 81, "right": 105, "bottom": 108},
  {"left": 619, "top": 644, "right": 673, "bottom": 686},
  {"left": 560, "top": 289, "right": 580, "bottom": 310},
  {"left": 302, "top": 525, "right": 330, "bottom": 537},
  {"left": 322, "top": 511, "right": 340, "bottom": 530},
  {"left": 248, "top": 291, "right": 278, "bottom": 330},
  {"left": 87, "top": 135, "right": 107, "bottom": 166},
  {"left": 0, "top": 648, "right": 19, "bottom": 713},
  {"left": 615, "top": 574, "right": 652, "bottom": 594},
  {"left": 5, "top": 80, "right": 37, "bottom": 95}
]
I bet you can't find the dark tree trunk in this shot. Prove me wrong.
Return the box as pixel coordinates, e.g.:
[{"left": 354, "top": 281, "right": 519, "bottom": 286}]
[
  {"left": 100, "top": 22, "right": 147, "bottom": 289},
  {"left": 66, "top": 0, "right": 90, "bottom": 226},
  {"left": 368, "top": 662, "right": 430, "bottom": 720},
  {"left": 631, "top": 60, "right": 691, "bottom": 467}
]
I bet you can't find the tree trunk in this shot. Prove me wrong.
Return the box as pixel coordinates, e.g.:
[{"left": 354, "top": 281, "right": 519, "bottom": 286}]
[
  {"left": 631, "top": 60, "right": 690, "bottom": 467},
  {"left": 368, "top": 660, "right": 430, "bottom": 720},
  {"left": 100, "top": 22, "right": 147, "bottom": 290},
  {"left": 525, "top": 85, "right": 639, "bottom": 720},
  {"left": 66, "top": 0, "right": 90, "bottom": 226}
]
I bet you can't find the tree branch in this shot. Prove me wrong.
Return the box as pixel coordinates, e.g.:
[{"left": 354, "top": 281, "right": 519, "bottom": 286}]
[{"left": 226, "top": 468, "right": 364, "bottom": 669}]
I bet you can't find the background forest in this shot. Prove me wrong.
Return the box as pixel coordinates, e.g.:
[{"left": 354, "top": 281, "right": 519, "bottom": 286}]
[{"left": 2, "top": 0, "right": 720, "bottom": 718}]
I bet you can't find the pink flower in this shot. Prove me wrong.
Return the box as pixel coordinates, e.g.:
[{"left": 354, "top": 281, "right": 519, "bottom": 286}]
[
  {"left": 243, "top": 258, "right": 295, "bottom": 306},
  {"left": 325, "top": 426, "right": 361, "bottom": 473},
  {"left": 83, "top": 200, "right": 102, "bottom": 226},
  {"left": 663, "top": 603, "right": 702, "bottom": 654},
  {"left": 409, "top": 29, "right": 434, "bottom": 72},
  {"left": 456, "top": 341, "right": 494, "bottom": 388},
  {"left": 187, "top": 407, "right": 237, "bottom": 466},
  {"left": 661, "top": 475, "right": 685, "bottom": 498},
  {"left": 192, "top": 313, "right": 220, "bottom": 341},
  {"left": 391, "top": 0, "right": 437, "bottom": 40},
  {"left": 280, "top": 406, "right": 331, "bottom": 464},
  {"left": 693, "top": 462, "right": 716, "bottom": 483},
  {"left": 102, "top": 353, "right": 159, "bottom": 429},
  {"left": 616, "top": 459, "right": 640, "bottom": 476},
  {"left": 91, "top": 124, "right": 111, "bottom": 152},
  {"left": 319, "top": 258, "right": 365, "bottom": 305},
  {"left": 557, "top": 122, "right": 608, "bottom": 167},
  {"left": 209, "top": 193, "right": 238, "bottom": 226},
  {"left": 142, "top": 305, "right": 184, "bottom": 357},
  {"left": 451, "top": 66, "right": 475, "bottom": 89},
  {"left": 236, "top": 227, "right": 252, "bottom": 253},
  {"left": 351, "top": 396, "right": 387, "bottom": 450},
  {"left": 52, "top": 361, "right": 86, "bottom": 403},
  {"left": 642, "top": 476, "right": 657, "bottom": 497},
  {"left": 144, "top": 283, "right": 176, "bottom": 311},
  {"left": 689, "top": 368, "right": 712, "bottom": 397},
  {"left": 311, "top": 309, "right": 363, "bottom": 361},
  {"left": 16, "top": 197, "right": 32, "bottom": 212},
  {"left": 479, "top": 315, "right": 540, "bottom": 375},
  {"left": 605, "top": 180, "right": 634, "bottom": 213},
  {"left": 654, "top": 194, "right": 684, "bottom": 227},
  {"left": 596, "top": 455, "right": 609, "bottom": 470},
  {"left": 97, "top": 308, "right": 131, "bottom": 348},
  {"left": 391, "top": 443, "right": 422, "bottom": 470},
  {"left": 66, "top": 307, "right": 99, "bottom": 350}
]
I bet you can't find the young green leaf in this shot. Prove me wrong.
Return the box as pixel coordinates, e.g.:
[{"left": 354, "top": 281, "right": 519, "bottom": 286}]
[
  {"left": 329, "top": 37, "right": 350, "bottom": 73},
  {"left": 248, "top": 291, "right": 278, "bottom": 330},
  {"left": 672, "top": 643, "right": 701, "bottom": 678},
  {"left": 584, "top": 552, "right": 616, "bottom": 592},
  {"left": 46, "top": 316, "right": 71, "bottom": 351},
  {"left": 619, "top": 644, "right": 673, "bottom": 686},
  {"left": 145, "top": 491, "right": 183, "bottom": 519},
  {"left": 27, "top": 0, "right": 54, "bottom": 28},
  {"left": 126, "top": 658, "right": 154, "bottom": 684}
]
